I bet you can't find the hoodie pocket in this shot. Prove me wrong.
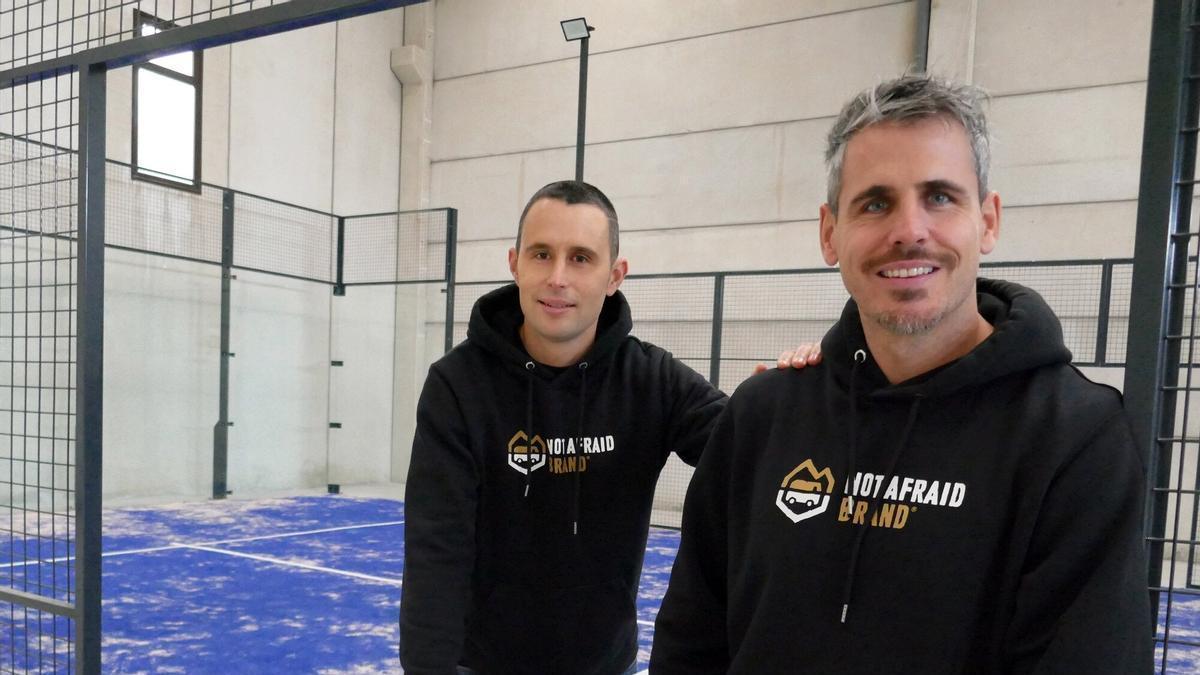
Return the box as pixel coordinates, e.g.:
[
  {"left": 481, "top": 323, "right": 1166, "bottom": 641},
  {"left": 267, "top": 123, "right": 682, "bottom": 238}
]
[{"left": 471, "top": 576, "right": 636, "bottom": 673}]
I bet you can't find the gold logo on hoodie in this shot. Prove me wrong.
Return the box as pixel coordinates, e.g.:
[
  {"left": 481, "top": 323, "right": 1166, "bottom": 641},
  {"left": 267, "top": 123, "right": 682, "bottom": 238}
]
[
  {"left": 507, "top": 430, "right": 546, "bottom": 475},
  {"left": 776, "top": 459, "right": 836, "bottom": 523}
]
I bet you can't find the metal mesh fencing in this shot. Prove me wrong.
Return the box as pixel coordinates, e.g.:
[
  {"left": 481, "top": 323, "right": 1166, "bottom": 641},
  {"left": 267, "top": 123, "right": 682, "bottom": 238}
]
[
  {"left": 985, "top": 263, "right": 1107, "bottom": 363},
  {"left": 0, "top": 73, "right": 79, "bottom": 672},
  {"left": 451, "top": 281, "right": 507, "bottom": 346},
  {"left": 342, "top": 209, "right": 450, "bottom": 285},
  {"left": 105, "top": 160, "right": 222, "bottom": 264},
  {"left": 1148, "top": 234, "right": 1200, "bottom": 669},
  {"left": 622, "top": 276, "right": 714, "bottom": 380},
  {"left": 447, "top": 260, "right": 1132, "bottom": 529},
  {"left": 232, "top": 193, "right": 334, "bottom": 283},
  {"left": 1108, "top": 263, "right": 1134, "bottom": 365},
  {"left": 0, "top": 0, "right": 300, "bottom": 71},
  {"left": 718, "top": 271, "right": 846, "bottom": 395}
]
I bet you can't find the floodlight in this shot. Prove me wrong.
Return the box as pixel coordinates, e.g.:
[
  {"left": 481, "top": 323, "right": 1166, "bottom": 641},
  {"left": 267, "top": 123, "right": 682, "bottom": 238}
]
[{"left": 561, "top": 18, "right": 592, "bottom": 42}]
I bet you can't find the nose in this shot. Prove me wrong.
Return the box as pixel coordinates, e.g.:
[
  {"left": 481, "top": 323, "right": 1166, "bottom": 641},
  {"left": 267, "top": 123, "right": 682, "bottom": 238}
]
[
  {"left": 547, "top": 257, "right": 568, "bottom": 287},
  {"left": 888, "top": 197, "right": 931, "bottom": 247}
]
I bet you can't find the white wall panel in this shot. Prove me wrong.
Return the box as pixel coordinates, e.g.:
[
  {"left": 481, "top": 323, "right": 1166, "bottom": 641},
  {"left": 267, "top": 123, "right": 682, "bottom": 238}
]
[
  {"left": 992, "top": 201, "right": 1138, "bottom": 262},
  {"left": 989, "top": 83, "right": 1145, "bottom": 208},
  {"left": 104, "top": 250, "right": 219, "bottom": 500},
  {"left": 106, "top": 68, "right": 133, "bottom": 164},
  {"left": 433, "top": 118, "right": 831, "bottom": 247},
  {"left": 228, "top": 24, "right": 337, "bottom": 212},
  {"left": 432, "top": 2, "right": 914, "bottom": 160},
  {"left": 332, "top": 9, "right": 404, "bottom": 215},
  {"left": 433, "top": 0, "right": 903, "bottom": 80},
  {"left": 430, "top": 151, "right": 550, "bottom": 243},
  {"left": 974, "top": 0, "right": 1151, "bottom": 95},
  {"left": 228, "top": 271, "right": 331, "bottom": 493},
  {"left": 329, "top": 285, "right": 396, "bottom": 485},
  {"left": 202, "top": 45, "right": 232, "bottom": 188}
]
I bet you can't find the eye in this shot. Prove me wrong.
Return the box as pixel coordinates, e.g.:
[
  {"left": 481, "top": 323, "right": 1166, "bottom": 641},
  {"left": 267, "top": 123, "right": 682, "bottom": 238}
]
[
  {"left": 863, "top": 198, "right": 888, "bottom": 213},
  {"left": 929, "top": 191, "right": 953, "bottom": 206},
  {"left": 571, "top": 254, "right": 590, "bottom": 264},
  {"left": 532, "top": 250, "right": 550, "bottom": 260}
]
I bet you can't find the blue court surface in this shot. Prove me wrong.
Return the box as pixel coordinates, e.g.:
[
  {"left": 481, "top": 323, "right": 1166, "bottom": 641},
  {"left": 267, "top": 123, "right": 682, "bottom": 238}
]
[
  {"left": 5, "top": 495, "right": 1196, "bottom": 672},
  {"left": 96, "top": 495, "right": 676, "bottom": 673}
]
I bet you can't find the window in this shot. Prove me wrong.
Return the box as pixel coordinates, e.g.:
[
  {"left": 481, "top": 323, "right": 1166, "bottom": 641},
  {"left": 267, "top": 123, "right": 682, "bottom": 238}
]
[{"left": 132, "top": 11, "right": 202, "bottom": 191}]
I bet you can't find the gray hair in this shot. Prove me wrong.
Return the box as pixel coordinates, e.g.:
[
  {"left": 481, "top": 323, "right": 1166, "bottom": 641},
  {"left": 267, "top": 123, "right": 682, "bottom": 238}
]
[
  {"left": 517, "top": 180, "right": 619, "bottom": 261},
  {"left": 824, "top": 75, "right": 991, "bottom": 213}
]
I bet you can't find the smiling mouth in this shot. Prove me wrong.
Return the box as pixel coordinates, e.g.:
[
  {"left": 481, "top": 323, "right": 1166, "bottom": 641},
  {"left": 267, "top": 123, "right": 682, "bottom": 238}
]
[
  {"left": 539, "top": 299, "right": 575, "bottom": 310},
  {"left": 879, "top": 266, "right": 936, "bottom": 279}
]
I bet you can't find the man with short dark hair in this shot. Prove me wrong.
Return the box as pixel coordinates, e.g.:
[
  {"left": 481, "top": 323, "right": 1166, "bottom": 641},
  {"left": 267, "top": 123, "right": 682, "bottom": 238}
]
[
  {"left": 651, "top": 75, "right": 1152, "bottom": 673},
  {"left": 399, "top": 181, "right": 814, "bottom": 674}
]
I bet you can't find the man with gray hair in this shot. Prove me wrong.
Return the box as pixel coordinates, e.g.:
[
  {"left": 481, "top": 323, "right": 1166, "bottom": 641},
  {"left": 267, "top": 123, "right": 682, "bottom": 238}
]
[{"left": 650, "top": 75, "right": 1152, "bottom": 672}]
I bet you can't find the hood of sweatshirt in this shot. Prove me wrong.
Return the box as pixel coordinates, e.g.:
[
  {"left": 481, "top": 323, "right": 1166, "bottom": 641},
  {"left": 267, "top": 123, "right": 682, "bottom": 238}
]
[
  {"left": 820, "top": 277, "right": 1072, "bottom": 399},
  {"left": 817, "top": 277, "right": 1073, "bottom": 623}
]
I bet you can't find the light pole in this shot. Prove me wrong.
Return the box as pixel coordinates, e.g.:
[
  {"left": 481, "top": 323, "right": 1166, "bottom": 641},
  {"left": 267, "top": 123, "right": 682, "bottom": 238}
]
[{"left": 560, "top": 17, "right": 594, "bottom": 181}]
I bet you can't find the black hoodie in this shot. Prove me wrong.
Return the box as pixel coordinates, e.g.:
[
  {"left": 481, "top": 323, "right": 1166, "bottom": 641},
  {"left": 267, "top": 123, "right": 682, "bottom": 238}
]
[
  {"left": 651, "top": 279, "right": 1152, "bottom": 674},
  {"left": 401, "top": 284, "right": 726, "bottom": 674}
]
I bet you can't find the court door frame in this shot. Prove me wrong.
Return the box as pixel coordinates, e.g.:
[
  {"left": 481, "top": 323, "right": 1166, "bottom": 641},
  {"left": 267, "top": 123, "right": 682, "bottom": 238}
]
[{"left": 0, "top": 2, "right": 421, "bottom": 672}]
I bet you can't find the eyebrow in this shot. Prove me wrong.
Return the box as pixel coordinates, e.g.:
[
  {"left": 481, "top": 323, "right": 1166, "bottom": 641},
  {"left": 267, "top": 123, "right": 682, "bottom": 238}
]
[
  {"left": 921, "top": 179, "right": 969, "bottom": 198},
  {"left": 847, "top": 185, "right": 893, "bottom": 210},
  {"left": 524, "top": 242, "right": 601, "bottom": 259}
]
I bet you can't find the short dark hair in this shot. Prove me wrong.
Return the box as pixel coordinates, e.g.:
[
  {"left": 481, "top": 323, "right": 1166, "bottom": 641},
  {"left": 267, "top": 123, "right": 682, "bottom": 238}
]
[{"left": 516, "top": 180, "right": 619, "bottom": 261}]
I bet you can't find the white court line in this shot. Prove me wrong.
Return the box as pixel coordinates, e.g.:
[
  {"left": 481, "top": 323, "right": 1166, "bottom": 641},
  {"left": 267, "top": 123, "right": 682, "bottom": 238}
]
[
  {"left": 178, "top": 543, "right": 403, "bottom": 586},
  {"left": 192, "top": 519, "right": 404, "bottom": 547},
  {"left": 0, "top": 520, "right": 405, "bottom": 569}
]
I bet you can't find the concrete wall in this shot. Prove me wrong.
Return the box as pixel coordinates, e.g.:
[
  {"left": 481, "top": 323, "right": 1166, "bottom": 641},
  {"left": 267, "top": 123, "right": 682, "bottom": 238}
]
[
  {"left": 101, "top": 8, "right": 405, "bottom": 501},
  {"left": 430, "top": 0, "right": 1150, "bottom": 275}
]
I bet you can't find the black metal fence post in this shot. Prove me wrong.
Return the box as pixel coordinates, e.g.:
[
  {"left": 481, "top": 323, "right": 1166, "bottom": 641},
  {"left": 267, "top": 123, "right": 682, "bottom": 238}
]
[
  {"left": 76, "top": 61, "right": 107, "bottom": 675},
  {"left": 213, "top": 189, "right": 235, "bottom": 499},
  {"left": 444, "top": 209, "right": 458, "bottom": 353},
  {"left": 575, "top": 36, "right": 589, "bottom": 181},
  {"left": 334, "top": 216, "right": 346, "bottom": 296},
  {"left": 1095, "top": 261, "right": 1114, "bottom": 367},
  {"left": 913, "top": 0, "right": 931, "bottom": 74},
  {"left": 710, "top": 274, "right": 725, "bottom": 390},
  {"left": 1123, "top": 0, "right": 1195, "bottom": 633}
]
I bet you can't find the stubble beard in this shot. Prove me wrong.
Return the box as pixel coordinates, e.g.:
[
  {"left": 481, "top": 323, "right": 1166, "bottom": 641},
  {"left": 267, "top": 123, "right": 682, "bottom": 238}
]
[{"left": 865, "top": 283, "right": 972, "bottom": 336}]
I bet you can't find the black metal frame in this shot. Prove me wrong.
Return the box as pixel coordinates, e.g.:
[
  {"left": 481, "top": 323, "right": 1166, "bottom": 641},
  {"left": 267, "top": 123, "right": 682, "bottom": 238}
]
[
  {"left": 444, "top": 209, "right": 458, "bottom": 353},
  {"left": 75, "top": 62, "right": 106, "bottom": 675},
  {"left": 0, "top": 0, "right": 425, "bottom": 670},
  {"left": 1124, "top": 0, "right": 1200, "bottom": 667},
  {"left": 913, "top": 0, "right": 932, "bottom": 74},
  {"left": 213, "top": 190, "right": 235, "bottom": 500},
  {"left": 130, "top": 10, "right": 203, "bottom": 193}
]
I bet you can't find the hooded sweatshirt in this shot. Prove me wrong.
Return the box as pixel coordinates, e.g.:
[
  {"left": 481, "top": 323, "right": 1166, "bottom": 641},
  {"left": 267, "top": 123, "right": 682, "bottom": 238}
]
[
  {"left": 400, "top": 284, "right": 726, "bottom": 675},
  {"left": 650, "top": 279, "right": 1152, "bottom": 674}
]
